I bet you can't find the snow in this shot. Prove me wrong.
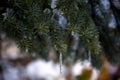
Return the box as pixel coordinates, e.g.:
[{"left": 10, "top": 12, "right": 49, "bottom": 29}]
[
  {"left": 112, "top": 0, "right": 120, "bottom": 9},
  {"left": 3, "top": 67, "right": 19, "bottom": 80},
  {"left": 91, "top": 68, "right": 99, "bottom": 80},
  {"left": 26, "top": 59, "right": 64, "bottom": 80},
  {"left": 2, "top": 8, "right": 14, "bottom": 20},
  {"left": 51, "top": 0, "right": 57, "bottom": 9},
  {"left": 72, "top": 60, "right": 99, "bottom": 80},
  {"left": 108, "top": 14, "right": 117, "bottom": 29},
  {"left": 59, "top": 15, "right": 67, "bottom": 28},
  {"left": 94, "top": 5, "right": 104, "bottom": 18},
  {"left": 52, "top": 9, "right": 67, "bottom": 28},
  {"left": 2, "top": 62, "right": 25, "bottom": 80},
  {"left": 2, "top": 59, "right": 99, "bottom": 80},
  {"left": 26, "top": 59, "right": 99, "bottom": 80},
  {"left": 72, "top": 61, "right": 84, "bottom": 76},
  {"left": 100, "top": 0, "right": 110, "bottom": 10}
]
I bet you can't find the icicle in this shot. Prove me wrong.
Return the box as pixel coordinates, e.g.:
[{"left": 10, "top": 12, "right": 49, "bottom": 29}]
[
  {"left": 88, "top": 50, "right": 91, "bottom": 63},
  {"left": 25, "top": 48, "right": 28, "bottom": 53},
  {"left": 59, "top": 52, "right": 62, "bottom": 74}
]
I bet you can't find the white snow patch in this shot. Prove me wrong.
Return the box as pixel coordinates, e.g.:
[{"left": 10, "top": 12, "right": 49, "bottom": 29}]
[
  {"left": 72, "top": 60, "right": 99, "bottom": 80},
  {"left": 3, "top": 67, "right": 19, "bottom": 80},
  {"left": 108, "top": 14, "right": 117, "bottom": 29},
  {"left": 51, "top": 0, "right": 57, "bottom": 9},
  {"left": 26, "top": 59, "right": 65, "bottom": 80},
  {"left": 100, "top": 0, "right": 110, "bottom": 10},
  {"left": 72, "top": 61, "right": 84, "bottom": 76},
  {"left": 59, "top": 15, "right": 67, "bottom": 28},
  {"left": 2, "top": 59, "right": 99, "bottom": 80},
  {"left": 94, "top": 5, "right": 103, "bottom": 18}
]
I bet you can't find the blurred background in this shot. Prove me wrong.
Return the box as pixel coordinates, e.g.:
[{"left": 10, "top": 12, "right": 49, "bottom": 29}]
[{"left": 0, "top": 0, "right": 120, "bottom": 80}]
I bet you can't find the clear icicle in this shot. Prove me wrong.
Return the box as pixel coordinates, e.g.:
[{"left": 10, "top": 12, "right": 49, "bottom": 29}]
[
  {"left": 26, "top": 48, "right": 28, "bottom": 53},
  {"left": 88, "top": 50, "right": 91, "bottom": 62},
  {"left": 59, "top": 52, "right": 62, "bottom": 74}
]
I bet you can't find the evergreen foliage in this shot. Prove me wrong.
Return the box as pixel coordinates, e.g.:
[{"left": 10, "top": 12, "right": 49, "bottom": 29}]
[{"left": 1, "top": 0, "right": 100, "bottom": 55}]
